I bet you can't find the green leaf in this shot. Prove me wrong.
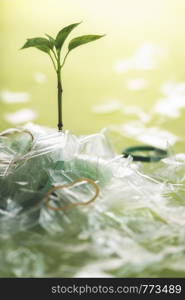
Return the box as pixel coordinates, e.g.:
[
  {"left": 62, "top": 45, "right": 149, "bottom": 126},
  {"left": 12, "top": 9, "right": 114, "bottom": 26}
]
[
  {"left": 45, "top": 34, "right": 56, "bottom": 49},
  {"left": 55, "top": 22, "right": 81, "bottom": 50},
  {"left": 21, "top": 37, "right": 52, "bottom": 53},
  {"left": 68, "top": 35, "right": 105, "bottom": 51}
]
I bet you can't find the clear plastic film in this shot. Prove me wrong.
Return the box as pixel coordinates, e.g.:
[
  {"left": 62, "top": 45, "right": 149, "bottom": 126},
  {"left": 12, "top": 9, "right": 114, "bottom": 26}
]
[{"left": 0, "top": 123, "right": 185, "bottom": 277}]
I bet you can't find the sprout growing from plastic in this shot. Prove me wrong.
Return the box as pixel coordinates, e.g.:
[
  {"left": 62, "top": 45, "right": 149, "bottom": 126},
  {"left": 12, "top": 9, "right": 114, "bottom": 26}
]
[{"left": 21, "top": 23, "right": 104, "bottom": 131}]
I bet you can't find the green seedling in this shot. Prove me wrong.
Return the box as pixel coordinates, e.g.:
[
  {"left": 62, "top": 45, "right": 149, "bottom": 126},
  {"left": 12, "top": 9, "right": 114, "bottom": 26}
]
[{"left": 21, "top": 22, "right": 104, "bottom": 131}]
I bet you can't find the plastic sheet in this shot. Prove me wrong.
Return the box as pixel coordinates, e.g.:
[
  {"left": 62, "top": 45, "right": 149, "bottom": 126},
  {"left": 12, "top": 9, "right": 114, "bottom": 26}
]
[{"left": 0, "top": 123, "right": 185, "bottom": 277}]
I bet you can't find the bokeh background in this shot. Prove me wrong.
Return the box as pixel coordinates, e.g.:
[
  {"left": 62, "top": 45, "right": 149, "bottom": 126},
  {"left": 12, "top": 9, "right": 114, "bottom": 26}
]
[{"left": 1, "top": 0, "right": 185, "bottom": 152}]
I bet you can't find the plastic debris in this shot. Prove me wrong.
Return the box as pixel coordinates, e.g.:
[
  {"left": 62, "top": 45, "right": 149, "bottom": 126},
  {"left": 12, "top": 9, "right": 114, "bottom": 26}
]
[{"left": 0, "top": 123, "right": 185, "bottom": 278}]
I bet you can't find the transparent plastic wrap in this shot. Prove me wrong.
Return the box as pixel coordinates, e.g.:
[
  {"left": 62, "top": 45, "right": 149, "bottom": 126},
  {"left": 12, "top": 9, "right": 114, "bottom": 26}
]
[
  {"left": 0, "top": 124, "right": 113, "bottom": 235},
  {"left": 0, "top": 123, "right": 185, "bottom": 277}
]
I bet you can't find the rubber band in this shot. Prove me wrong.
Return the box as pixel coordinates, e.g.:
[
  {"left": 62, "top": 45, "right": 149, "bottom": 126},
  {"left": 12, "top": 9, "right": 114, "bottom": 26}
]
[
  {"left": 44, "top": 177, "right": 100, "bottom": 211},
  {"left": 0, "top": 128, "right": 34, "bottom": 141},
  {"left": 122, "top": 145, "right": 168, "bottom": 162},
  {"left": 0, "top": 128, "right": 34, "bottom": 153}
]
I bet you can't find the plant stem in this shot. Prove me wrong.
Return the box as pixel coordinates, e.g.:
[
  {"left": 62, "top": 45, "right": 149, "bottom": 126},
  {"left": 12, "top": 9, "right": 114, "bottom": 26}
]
[
  {"left": 51, "top": 49, "right": 58, "bottom": 61},
  {"left": 57, "top": 53, "right": 63, "bottom": 131},
  {"left": 49, "top": 53, "right": 57, "bottom": 71},
  {"left": 61, "top": 51, "right": 69, "bottom": 69}
]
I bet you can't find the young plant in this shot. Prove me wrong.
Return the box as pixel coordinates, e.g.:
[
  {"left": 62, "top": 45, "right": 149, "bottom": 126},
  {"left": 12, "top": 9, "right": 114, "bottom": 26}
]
[{"left": 21, "top": 23, "right": 104, "bottom": 131}]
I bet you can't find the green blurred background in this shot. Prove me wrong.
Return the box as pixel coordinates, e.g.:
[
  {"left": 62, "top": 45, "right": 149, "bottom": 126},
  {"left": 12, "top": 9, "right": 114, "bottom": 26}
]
[{"left": 1, "top": 0, "right": 185, "bottom": 152}]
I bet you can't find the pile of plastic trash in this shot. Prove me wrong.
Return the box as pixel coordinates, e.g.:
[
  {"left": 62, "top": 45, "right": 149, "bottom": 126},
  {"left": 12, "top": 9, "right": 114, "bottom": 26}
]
[{"left": 0, "top": 123, "right": 185, "bottom": 277}]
